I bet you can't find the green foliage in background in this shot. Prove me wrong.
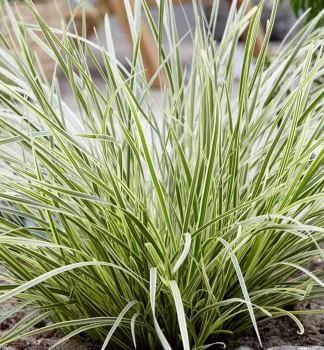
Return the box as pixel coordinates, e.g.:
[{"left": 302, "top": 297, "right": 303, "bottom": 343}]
[
  {"left": 288, "top": 0, "right": 324, "bottom": 20},
  {"left": 1, "top": 0, "right": 324, "bottom": 349}
]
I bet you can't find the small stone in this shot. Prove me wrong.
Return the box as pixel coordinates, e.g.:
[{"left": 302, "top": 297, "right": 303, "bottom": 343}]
[
  {"left": 34, "top": 318, "right": 46, "bottom": 328},
  {"left": 236, "top": 347, "right": 252, "bottom": 350}
]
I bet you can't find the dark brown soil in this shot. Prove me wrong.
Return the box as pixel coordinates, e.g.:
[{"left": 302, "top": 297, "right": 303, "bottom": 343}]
[
  {"left": 220, "top": 299, "right": 324, "bottom": 350},
  {"left": 0, "top": 332, "right": 99, "bottom": 350},
  {"left": 2, "top": 261, "right": 324, "bottom": 350},
  {"left": 1, "top": 299, "right": 324, "bottom": 350},
  {"left": 0, "top": 303, "right": 100, "bottom": 350},
  {"left": 0, "top": 318, "right": 100, "bottom": 350}
]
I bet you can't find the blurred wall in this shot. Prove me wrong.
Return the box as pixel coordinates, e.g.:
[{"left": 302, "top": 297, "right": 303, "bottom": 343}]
[{"left": 205, "top": 0, "right": 296, "bottom": 41}]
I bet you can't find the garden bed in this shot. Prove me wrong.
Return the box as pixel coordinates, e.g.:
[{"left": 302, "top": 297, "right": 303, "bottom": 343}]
[
  {"left": 1, "top": 299, "right": 324, "bottom": 350},
  {"left": 0, "top": 308, "right": 100, "bottom": 350},
  {"left": 221, "top": 299, "right": 324, "bottom": 349}
]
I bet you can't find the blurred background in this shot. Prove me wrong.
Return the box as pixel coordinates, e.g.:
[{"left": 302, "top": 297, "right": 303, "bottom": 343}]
[
  {"left": 62, "top": 0, "right": 297, "bottom": 74},
  {"left": 1, "top": 0, "right": 306, "bottom": 109},
  {"left": 62, "top": 0, "right": 298, "bottom": 107}
]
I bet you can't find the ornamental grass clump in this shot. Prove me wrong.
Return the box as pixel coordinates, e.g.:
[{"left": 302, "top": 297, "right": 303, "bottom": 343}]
[{"left": 1, "top": 0, "right": 324, "bottom": 349}]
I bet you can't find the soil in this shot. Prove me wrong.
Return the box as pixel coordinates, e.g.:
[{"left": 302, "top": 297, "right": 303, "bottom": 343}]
[
  {"left": 220, "top": 259, "right": 324, "bottom": 349},
  {"left": 1, "top": 261, "right": 324, "bottom": 350},
  {"left": 0, "top": 288, "right": 100, "bottom": 350},
  {"left": 1, "top": 299, "right": 324, "bottom": 350},
  {"left": 0, "top": 311, "right": 100, "bottom": 350},
  {"left": 219, "top": 299, "right": 324, "bottom": 350}
]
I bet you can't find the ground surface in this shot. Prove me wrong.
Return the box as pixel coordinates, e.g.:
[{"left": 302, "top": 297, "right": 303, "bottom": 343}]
[
  {"left": 1, "top": 298, "right": 324, "bottom": 350},
  {"left": 0, "top": 308, "right": 100, "bottom": 350},
  {"left": 220, "top": 299, "right": 324, "bottom": 350}
]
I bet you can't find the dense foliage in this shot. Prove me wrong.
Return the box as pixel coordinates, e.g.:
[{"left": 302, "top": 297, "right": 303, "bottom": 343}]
[
  {"left": 1, "top": 0, "right": 324, "bottom": 349},
  {"left": 288, "top": 0, "right": 324, "bottom": 20}
]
